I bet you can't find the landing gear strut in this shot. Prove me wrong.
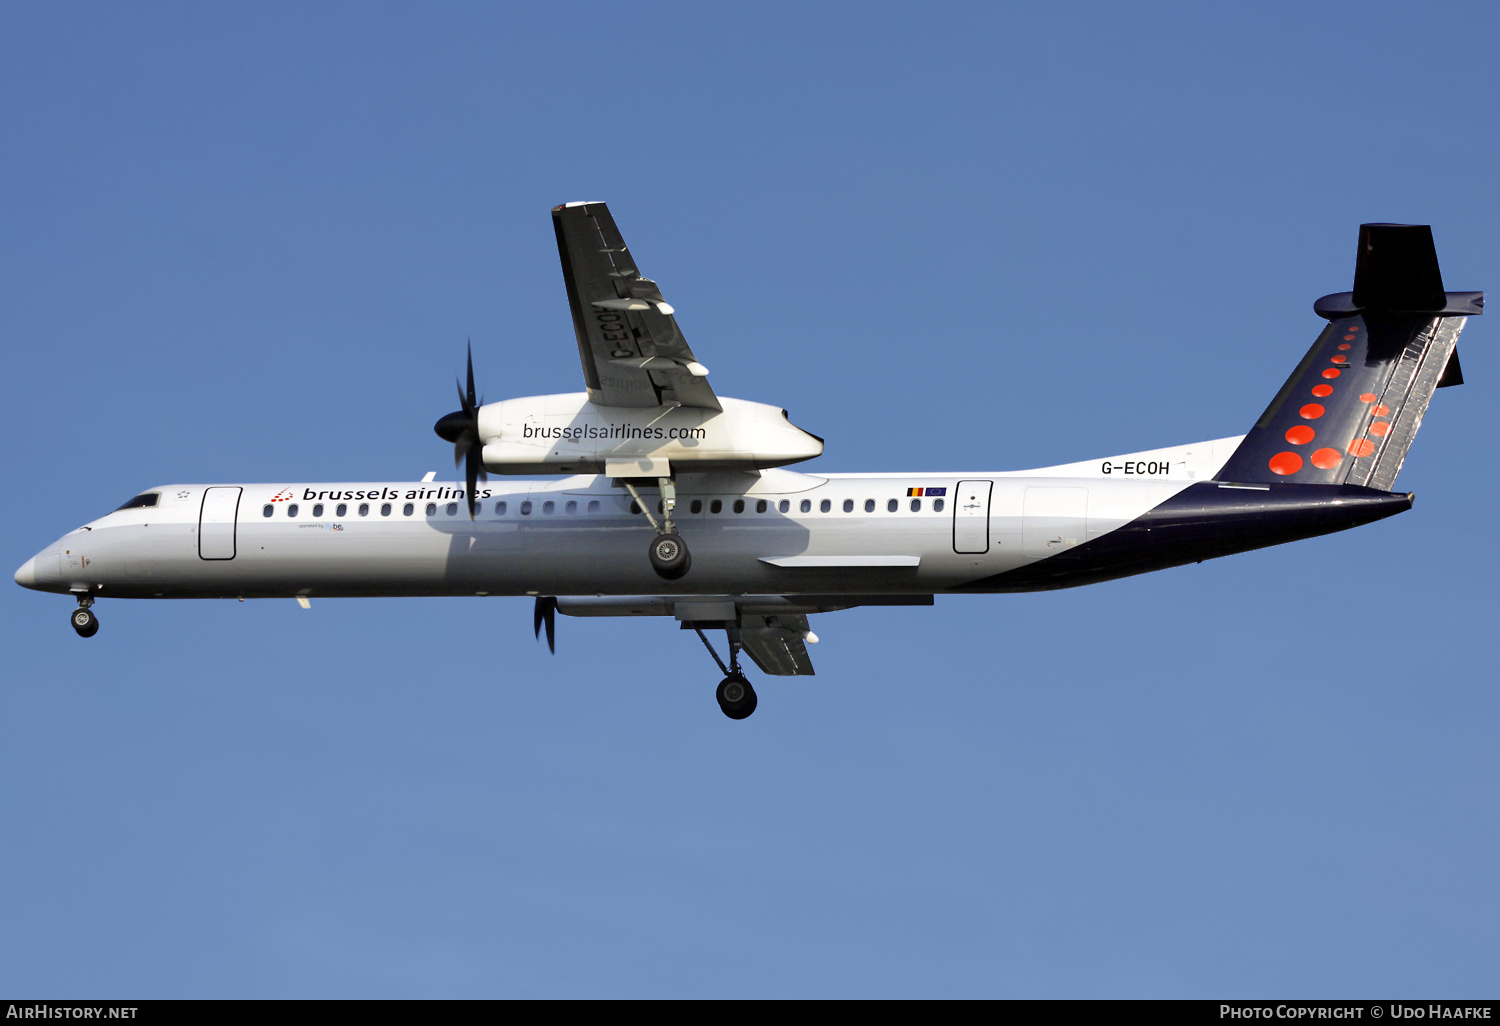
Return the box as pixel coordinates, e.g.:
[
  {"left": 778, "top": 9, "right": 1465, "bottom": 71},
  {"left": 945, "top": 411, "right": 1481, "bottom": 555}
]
[
  {"left": 623, "top": 476, "right": 691, "bottom": 580},
  {"left": 71, "top": 596, "right": 98, "bottom": 638},
  {"left": 695, "top": 626, "right": 758, "bottom": 719}
]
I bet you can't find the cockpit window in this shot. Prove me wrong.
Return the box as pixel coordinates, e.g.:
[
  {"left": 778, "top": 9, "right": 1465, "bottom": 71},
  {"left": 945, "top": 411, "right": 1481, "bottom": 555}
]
[{"left": 115, "top": 493, "right": 160, "bottom": 511}]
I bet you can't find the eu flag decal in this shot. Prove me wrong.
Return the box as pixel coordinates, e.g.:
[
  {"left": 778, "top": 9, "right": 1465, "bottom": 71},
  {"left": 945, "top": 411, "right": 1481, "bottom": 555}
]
[{"left": 925, "top": 487, "right": 947, "bottom": 496}]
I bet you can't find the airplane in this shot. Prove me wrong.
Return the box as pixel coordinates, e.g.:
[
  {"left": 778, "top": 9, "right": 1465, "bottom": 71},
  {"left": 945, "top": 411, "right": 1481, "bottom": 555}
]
[{"left": 13, "top": 205, "right": 1482, "bottom": 719}]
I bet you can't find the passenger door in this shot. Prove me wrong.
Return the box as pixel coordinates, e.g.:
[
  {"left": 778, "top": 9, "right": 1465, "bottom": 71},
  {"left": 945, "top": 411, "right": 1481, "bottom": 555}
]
[
  {"left": 199, "top": 487, "right": 242, "bottom": 560},
  {"left": 952, "top": 480, "right": 993, "bottom": 554}
]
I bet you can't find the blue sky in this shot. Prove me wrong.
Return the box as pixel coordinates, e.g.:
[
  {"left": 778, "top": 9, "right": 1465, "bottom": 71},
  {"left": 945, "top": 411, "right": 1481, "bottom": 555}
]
[{"left": 2, "top": 1, "right": 1497, "bottom": 997}]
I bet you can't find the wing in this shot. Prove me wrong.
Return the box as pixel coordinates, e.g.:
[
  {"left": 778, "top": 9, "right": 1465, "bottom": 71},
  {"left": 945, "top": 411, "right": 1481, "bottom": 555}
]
[
  {"left": 551, "top": 202, "right": 721, "bottom": 411},
  {"left": 739, "top": 613, "right": 816, "bottom": 676}
]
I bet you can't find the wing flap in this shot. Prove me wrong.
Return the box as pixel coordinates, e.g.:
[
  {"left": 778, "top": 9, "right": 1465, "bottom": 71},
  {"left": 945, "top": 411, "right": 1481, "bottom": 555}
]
[{"left": 739, "top": 614, "right": 816, "bottom": 676}]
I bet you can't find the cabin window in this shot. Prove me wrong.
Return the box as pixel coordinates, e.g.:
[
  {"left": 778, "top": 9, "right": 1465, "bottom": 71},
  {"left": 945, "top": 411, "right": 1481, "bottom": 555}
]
[
  {"left": 690, "top": 499, "right": 703, "bottom": 514},
  {"left": 287, "top": 504, "right": 299, "bottom": 518},
  {"left": 843, "top": 499, "right": 854, "bottom": 513},
  {"left": 115, "top": 493, "right": 160, "bottom": 511},
  {"left": 710, "top": 499, "right": 722, "bottom": 514},
  {"left": 381, "top": 503, "right": 392, "bottom": 516},
  {"left": 733, "top": 499, "right": 745, "bottom": 514},
  {"left": 336, "top": 503, "right": 347, "bottom": 517},
  {"left": 864, "top": 499, "right": 875, "bottom": 512},
  {"left": 587, "top": 500, "right": 600, "bottom": 513},
  {"left": 756, "top": 499, "right": 768, "bottom": 513},
  {"left": 543, "top": 501, "right": 555, "bottom": 515},
  {"left": 887, "top": 499, "right": 898, "bottom": 512},
  {"left": 446, "top": 502, "right": 458, "bottom": 516},
  {"left": 933, "top": 498, "right": 945, "bottom": 512},
  {"left": 359, "top": 503, "right": 370, "bottom": 517},
  {"left": 262, "top": 504, "right": 274, "bottom": 518},
  {"left": 779, "top": 500, "right": 790, "bottom": 513},
  {"left": 495, "top": 501, "right": 507, "bottom": 515},
  {"left": 820, "top": 499, "right": 831, "bottom": 513},
  {"left": 403, "top": 503, "right": 415, "bottom": 516},
  {"left": 425, "top": 503, "right": 437, "bottom": 516},
  {"left": 910, "top": 499, "right": 921, "bottom": 512},
  {"left": 565, "top": 500, "right": 577, "bottom": 514},
  {"left": 521, "top": 501, "right": 533, "bottom": 515},
  {"left": 312, "top": 503, "right": 324, "bottom": 518},
  {"left": 800, "top": 499, "right": 811, "bottom": 513}
]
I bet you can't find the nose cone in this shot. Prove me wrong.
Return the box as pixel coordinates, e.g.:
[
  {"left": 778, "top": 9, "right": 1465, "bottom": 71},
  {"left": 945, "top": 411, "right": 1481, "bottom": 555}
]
[
  {"left": 14, "top": 557, "right": 37, "bottom": 589},
  {"left": 434, "top": 410, "right": 473, "bottom": 444}
]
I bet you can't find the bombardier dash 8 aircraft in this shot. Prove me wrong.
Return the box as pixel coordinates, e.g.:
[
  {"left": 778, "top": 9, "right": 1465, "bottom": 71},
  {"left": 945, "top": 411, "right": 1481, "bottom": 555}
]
[{"left": 14, "top": 205, "right": 1482, "bottom": 718}]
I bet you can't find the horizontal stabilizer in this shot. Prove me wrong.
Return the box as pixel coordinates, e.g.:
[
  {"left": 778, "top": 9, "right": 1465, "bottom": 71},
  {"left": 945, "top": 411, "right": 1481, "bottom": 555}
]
[{"left": 1352, "top": 223, "right": 1447, "bottom": 310}]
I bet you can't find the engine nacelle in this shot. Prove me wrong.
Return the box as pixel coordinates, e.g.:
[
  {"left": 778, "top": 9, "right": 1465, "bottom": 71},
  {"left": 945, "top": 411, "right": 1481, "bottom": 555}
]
[{"left": 477, "top": 394, "right": 823, "bottom": 475}]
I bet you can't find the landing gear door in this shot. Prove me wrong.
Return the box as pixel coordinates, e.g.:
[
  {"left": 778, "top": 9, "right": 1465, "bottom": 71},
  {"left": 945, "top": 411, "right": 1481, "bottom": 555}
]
[
  {"left": 953, "top": 480, "right": 993, "bottom": 554},
  {"left": 199, "top": 487, "right": 242, "bottom": 560}
]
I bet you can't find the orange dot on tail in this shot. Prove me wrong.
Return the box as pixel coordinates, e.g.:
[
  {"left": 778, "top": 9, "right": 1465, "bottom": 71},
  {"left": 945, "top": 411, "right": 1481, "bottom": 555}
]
[
  {"left": 1372, "top": 404, "right": 1389, "bottom": 417},
  {"left": 1344, "top": 335, "right": 1357, "bottom": 341},
  {"left": 1331, "top": 354, "right": 1348, "bottom": 364},
  {"left": 1349, "top": 438, "right": 1376, "bottom": 457},
  {"left": 1322, "top": 368, "right": 1341, "bottom": 379},
  {"left": 1311, "top": 448, "right": 1342, "bottom": 469},
  {"left": 1299, "top": 403, "right": 1325, "bottom": 419},
  {"left": 1360, "top": 393, "right": 1377, "bottom": 403},
  {"left": 1285, "top": 425, "right": 1315, "bottom": 445},
  {"left": 1370, "top": 420, "right": 1391, "bottom": 437},
  {"left": 1348, "top": 326, "right": 1359, "bottom": 331},
  {"left": 1269, "top": 452, "right": 1303, "bottom": 475},
  {"left": 1338, "top": 343, "right": 1352, "bottom": 350},
  {"left": 1311, "top": 384, "right": 1333, "bottom": 397}
]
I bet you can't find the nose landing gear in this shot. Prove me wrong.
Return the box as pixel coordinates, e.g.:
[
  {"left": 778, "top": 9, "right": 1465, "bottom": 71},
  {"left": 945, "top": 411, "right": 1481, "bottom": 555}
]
[
  {"left": 694, "top": 626, "right": 758, "bottom": 720},
  {"left": 71, "top": 597, "right": 98, "bottom": 638}
]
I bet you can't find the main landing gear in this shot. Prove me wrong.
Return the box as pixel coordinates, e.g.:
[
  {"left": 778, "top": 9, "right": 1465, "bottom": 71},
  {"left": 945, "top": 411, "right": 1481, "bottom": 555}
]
[
  {"left": 622, "top": 476, "right": 691, "bottom": 580},
  {"left": 694, "top": 626, "right": 758, "bottom": 720},
  {"left": 71, "top": 597, "right": 98, "bottom": 638}
]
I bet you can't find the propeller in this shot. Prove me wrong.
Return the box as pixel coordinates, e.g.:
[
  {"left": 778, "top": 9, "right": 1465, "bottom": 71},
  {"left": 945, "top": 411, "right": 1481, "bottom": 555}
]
[
  {"left": 433, "top": 341, "right": 486, "bottom": 518},
  {"left": 533, "top": 596, "right": 557, "bottom": 654}
]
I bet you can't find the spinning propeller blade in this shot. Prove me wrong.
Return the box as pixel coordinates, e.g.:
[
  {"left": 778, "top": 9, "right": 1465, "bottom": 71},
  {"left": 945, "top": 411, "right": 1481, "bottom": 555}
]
[
  {"left": 432, "top": 341, "right": 487, "bottom": 518},
  {"left": 533, "top": 597, "right": 557, "bottom": 654}
]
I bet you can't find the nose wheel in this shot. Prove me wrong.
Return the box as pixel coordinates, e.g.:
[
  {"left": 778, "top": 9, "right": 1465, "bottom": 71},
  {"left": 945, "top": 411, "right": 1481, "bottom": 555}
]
[
  {"left": 71, "top": 598, "right": 98, "bottom": 638},
  {"left": 695, "top": 627, "right": 758, "bottom": 720}
]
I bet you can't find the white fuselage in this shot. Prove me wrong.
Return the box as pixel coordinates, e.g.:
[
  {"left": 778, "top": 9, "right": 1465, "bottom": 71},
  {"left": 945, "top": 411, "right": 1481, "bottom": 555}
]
[{"left": 16, "top": 439, "right": 1242, "bottom": 600}]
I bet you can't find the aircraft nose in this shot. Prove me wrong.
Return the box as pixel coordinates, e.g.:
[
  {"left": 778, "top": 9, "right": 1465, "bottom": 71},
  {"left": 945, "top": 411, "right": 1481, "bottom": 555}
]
[{"left": 14, "top": 556, "right": 37, "bottom": 589}]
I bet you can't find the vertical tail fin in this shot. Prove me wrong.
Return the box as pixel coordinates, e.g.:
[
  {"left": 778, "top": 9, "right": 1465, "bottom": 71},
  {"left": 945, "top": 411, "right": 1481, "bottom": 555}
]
[{"left": 1215, "top": 224, "right": 1481, "bottom": 488}]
